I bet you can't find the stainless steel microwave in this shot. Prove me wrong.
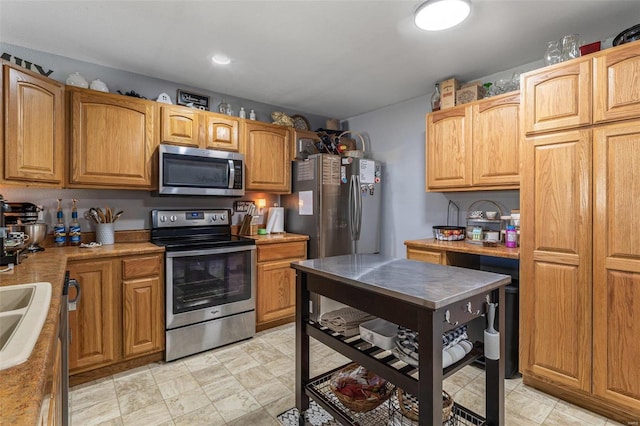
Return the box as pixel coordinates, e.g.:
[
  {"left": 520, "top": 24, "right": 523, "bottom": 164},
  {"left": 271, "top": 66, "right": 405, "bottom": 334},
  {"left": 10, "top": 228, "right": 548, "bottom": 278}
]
[{"left": 158, "top": 144, "right": 245, "bottom": 196}]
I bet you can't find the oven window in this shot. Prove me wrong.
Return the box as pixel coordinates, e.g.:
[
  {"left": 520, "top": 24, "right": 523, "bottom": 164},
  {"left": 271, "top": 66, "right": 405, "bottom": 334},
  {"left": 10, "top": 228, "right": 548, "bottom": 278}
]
[
  {"left": 171, "top": 250, "right": 252, "bottom": 314},
  {"left": 163, "top": 153, "right": 229, "bottom": 188}
]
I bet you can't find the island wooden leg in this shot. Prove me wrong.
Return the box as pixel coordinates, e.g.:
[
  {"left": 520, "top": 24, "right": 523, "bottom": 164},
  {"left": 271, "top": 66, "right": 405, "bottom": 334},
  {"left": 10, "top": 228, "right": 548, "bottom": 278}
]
[
  {"left": 295, "top": 271, "right": 310, "bottom": 424},
  {"left": 417, "top": 308, "right": 443, "bottom": 426},
  {"left": 486, "top": 286, "right": 506, "bottom": 425}
]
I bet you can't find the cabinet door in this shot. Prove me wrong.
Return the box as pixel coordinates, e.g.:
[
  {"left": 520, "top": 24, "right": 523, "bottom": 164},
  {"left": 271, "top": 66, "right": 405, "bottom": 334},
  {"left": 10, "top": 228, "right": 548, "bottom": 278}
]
[
  {"left": 257, "top": 260, "right": 297, "bottom": 325},
  {"left": 160, "top": 105, "right": 201, "bottom": 148},
  {"left": 592, "top": 121, "right": 640, "bottom": 415},
  {"left": 593, "top": 42, "right": 640, "bottom": 124},
  {"left": 67, "top": 259, "right": 117, "bottom": 373},
  {"left": 426, "top": 106, "right": 472, "bottom": 190},
  {"left": 123, "top": 276, "right": 164, "bottom": 357},
  {"left": 69, "top": 89, "right": 157, "bottom": 188},
  {"left": 2, "top": 63, "right": 65, "bottom": 185},
  {"left": 520, "top": 130, "right": 591, "bottom": 392},
  {"left": 242, "top": 121, "right": 291, "bottom": 192},
  {"left": 204, "top": 113, "right": 239, "bottom": 151},
  {"left": 472, "top": 92, "right": 521, "bottom": 187},
  {"left": 522, "top": 59, "right": 591, "bottom": 134}
]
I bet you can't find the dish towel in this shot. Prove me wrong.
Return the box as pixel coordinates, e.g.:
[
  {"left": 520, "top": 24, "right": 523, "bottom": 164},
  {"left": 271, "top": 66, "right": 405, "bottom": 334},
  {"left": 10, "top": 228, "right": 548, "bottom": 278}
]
[
  {"left": 393, "top": 325, "right": 471, "bottom": 368},
  {"left": 319, "top": 307, "right": 375, "bottom": 337}
]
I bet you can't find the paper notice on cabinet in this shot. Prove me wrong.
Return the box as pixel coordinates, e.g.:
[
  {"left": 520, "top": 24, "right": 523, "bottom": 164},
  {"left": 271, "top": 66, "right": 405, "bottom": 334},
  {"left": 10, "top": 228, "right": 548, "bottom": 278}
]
[
  {"left": 298, "top": 190, "right": 313, "bottom": 215},
  {"left": 360, "top": 159, "right": 375, "bottom": 184}
]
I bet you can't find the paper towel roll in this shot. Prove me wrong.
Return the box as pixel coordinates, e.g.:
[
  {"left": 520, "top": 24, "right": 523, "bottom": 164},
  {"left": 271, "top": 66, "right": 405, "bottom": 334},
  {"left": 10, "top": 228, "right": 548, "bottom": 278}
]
[{"left": 266, "top": 207, "right": 284, "bottom": 233}]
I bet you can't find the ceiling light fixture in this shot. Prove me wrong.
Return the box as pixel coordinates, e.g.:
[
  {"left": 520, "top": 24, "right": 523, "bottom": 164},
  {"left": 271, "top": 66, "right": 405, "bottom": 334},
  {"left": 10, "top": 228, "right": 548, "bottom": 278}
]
[
  {"left": 414, "top": 0, "right": 471, "bottom": 31},
  {"left": 212, "top": 54, "right": 231, "bottom": 65}
]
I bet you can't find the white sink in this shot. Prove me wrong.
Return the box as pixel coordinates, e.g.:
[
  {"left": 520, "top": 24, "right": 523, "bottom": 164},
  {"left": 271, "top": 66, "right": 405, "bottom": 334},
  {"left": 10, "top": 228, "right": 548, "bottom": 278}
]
[{"left": 0, "top": 282, "right": 52, "bottom": 370}]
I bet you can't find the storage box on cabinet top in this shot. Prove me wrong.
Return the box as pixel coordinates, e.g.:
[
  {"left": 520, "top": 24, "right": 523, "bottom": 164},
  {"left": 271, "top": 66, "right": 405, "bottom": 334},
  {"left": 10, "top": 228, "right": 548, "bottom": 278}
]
[
  {"left": 440, "top": 78, "right": 461, "bottom": 109},
  {"left": 456, "top": 82, "right": 487, "bottom": 105}
]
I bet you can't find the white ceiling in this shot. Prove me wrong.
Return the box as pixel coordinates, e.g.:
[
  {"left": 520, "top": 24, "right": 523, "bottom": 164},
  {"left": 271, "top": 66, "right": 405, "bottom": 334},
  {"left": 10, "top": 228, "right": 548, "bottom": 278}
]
[{"left": 1, "top": 0, "right": 638, "bottom": 119}]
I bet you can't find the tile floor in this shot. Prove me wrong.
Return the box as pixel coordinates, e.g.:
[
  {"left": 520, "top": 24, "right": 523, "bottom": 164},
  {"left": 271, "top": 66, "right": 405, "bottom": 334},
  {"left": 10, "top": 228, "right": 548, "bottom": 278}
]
[{"left": 70, "top": 324, "right": 625, "bottom": 426}]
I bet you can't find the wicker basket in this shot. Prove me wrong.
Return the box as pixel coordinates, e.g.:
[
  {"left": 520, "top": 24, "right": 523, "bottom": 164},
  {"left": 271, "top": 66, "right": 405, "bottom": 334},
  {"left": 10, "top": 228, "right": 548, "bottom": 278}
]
[
  {"left": 397, "top": 388, "right": 454, "bottom": 422},
  {"left": 329, "top": 364, "right": 394, "bottom": 413}
]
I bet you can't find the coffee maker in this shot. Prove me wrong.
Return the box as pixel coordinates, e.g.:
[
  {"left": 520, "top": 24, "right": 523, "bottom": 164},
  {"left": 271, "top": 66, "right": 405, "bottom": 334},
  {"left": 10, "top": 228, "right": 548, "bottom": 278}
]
[{"left": 0, "top": 195, "right": 17, "bottom": 266}]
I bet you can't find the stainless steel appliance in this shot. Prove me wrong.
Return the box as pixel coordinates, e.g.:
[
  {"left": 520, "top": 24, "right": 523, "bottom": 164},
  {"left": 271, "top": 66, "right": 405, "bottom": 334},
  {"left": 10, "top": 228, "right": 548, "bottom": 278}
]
[
  {"left": 157, "top": 144, "right": 245, "bottom": 196},
  {"left": 61, "top": 272, "right": 79, "bottom": 425},
  {"left": 150, "top": 209, "right": 256, "bottom": 361},
  {"left": 282, "top": 153, "right": 382, "bottom": 320}
]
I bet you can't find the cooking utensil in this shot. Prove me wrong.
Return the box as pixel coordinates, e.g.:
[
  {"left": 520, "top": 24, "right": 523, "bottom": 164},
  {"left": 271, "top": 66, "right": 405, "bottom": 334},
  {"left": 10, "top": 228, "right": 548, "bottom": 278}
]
[{"left": 112, "top": 211, "right": 123, "bottom": 222}]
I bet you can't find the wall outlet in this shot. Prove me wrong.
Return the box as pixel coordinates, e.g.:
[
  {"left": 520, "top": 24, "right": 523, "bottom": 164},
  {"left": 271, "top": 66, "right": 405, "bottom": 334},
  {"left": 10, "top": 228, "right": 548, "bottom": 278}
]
[{"left": 233, "top": 201, "right": 255, "bottom": 212}]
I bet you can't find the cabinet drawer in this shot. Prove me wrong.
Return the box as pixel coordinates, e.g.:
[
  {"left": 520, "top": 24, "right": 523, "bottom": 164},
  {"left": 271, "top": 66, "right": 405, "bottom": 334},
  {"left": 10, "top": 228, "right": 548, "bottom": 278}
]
[
  {"left": 406, "top": 247, "right": 444, "bottom": 265},
  {"left": 122, "top": 255, "right": 162, "bottom": 279},
  {"left": 257, "top": 241, "right": 306, "bottom": 262}
]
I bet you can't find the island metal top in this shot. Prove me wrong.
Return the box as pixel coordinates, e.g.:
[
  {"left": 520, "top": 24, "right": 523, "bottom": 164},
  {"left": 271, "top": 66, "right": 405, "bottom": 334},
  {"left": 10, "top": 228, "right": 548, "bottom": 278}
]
[{"left": 292, "top": 254, "right": 511, "bottom": 310}]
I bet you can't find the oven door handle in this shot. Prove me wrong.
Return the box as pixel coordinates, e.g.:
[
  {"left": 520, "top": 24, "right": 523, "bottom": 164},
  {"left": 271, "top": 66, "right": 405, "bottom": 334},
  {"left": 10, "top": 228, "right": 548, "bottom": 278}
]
[
  {"left": 228, "top": 160, "right": 235, "bottom": 189},
  {"left": 165, "top": 245, "right": 256, "bottom": 258}
]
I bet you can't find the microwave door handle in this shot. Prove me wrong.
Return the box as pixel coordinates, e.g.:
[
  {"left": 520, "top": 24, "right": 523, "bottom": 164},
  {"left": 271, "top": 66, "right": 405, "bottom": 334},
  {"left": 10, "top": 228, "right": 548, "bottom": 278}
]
[{"left": 228, "top": 160, "right": 235, "bottom": 189}]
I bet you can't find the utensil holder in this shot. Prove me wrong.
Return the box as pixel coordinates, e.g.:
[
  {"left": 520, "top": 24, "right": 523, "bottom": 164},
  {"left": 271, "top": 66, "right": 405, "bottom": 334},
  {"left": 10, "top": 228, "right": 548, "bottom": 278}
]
[{"left": 96, "top": 223, "right": 115, "bottom": 245}]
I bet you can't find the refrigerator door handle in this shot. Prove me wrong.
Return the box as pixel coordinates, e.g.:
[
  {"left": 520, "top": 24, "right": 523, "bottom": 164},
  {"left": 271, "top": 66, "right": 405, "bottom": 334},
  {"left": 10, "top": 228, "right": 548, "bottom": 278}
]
[
  {"left": 349, "top": 175, "right": 358, "bottom": 242},
  {"left": 355, "top": 175, "right": 362, "bottom": 241}
]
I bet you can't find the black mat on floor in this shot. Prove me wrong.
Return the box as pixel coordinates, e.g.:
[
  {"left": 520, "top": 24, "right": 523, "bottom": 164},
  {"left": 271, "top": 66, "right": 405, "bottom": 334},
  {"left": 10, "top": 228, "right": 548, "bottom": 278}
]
[{"left": 277, "top": 401, "right": 339, "bottom": 426}]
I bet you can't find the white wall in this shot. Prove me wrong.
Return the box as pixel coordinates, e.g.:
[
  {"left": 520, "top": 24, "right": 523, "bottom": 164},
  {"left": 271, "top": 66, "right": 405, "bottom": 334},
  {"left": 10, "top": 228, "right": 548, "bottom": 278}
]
[{"left": 343, "top": 59, "right": 548, "bottom": 257}]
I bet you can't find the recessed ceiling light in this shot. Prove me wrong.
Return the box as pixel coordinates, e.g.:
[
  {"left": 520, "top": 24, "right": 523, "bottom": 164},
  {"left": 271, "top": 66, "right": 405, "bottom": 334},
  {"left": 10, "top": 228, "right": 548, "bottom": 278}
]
[
  {"left": 414, "top": 0, "right": 471, "bottom": 31},
  {"left": 212, "top": 54, "right": 231, "bottom": 65}
]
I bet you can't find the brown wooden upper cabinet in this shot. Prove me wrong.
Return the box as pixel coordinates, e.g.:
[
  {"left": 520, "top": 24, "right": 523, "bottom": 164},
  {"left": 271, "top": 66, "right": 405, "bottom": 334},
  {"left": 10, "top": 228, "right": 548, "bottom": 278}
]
[
  {"left": 426, "top": 91, "right": 520, "bottom": 192},
  {"left": 160, "top": 104, "right": 239, "bottom": 151},
  {"left": 1, "top": 61, "right": 65, "bottom": 186},
  {"left": 68, "top": 87, "right": 158, "bottom": 189},
  {"left": 593, "top": 41, "right": 640, "bottom": 124},
  {"left": 241, "top": 120, "right": 292, "bottom": 193},
  {"left": 523, "top": 40, "right": 640, "bottom": 135}
]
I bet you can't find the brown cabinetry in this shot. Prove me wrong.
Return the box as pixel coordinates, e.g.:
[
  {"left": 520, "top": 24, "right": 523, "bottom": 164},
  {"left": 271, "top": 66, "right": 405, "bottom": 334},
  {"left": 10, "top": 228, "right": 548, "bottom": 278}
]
[
  {"left": 426, "top": 91, "right": 520, "bottom": 191},
  {"left": 67, "top": 253, "right": 164, "bottom": 380},
  {"left": 68, "top": 87, "right": 157, "bottom": 189},
  {"left": 1, "top": 62, "right": 65, "bottom": 186},
  {"left": 256, "top": 239, "right": 306, "bottom": 331},
  {"left": 160, "top": 104, "right": 239, "bottom": 151},
  {"left": 520, "top": 41, "right": 640, "bottom": 423},
  {"left": 67, "top": 259, "right": 117, "bottom": 373},
  {"left": 122, "top": 255, "right": 164, "bottom": 358},
  {"left": 241, "top": 121, "right": 292, "bottom": 193}
]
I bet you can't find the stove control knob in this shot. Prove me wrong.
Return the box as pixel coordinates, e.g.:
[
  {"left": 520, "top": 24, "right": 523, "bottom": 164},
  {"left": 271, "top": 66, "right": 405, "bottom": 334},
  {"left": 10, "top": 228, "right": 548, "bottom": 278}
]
[
  {"left": 211, "top": 214, "right": 218, "bottom": 222},
  {"left": 170, "top": 215, "right": 177, "bottom": 222},
  {"left": 159, "top": 215, "right": 167, "bottom": 223},
  {"left": 220, "top": 214, "right": 226, "bottom": 222}
]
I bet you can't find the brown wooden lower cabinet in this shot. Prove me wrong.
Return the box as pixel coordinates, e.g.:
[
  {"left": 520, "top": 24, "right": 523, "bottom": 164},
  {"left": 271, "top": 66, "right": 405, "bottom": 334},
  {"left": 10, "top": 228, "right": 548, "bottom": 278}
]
[
  {"left": 67, "top": 253, "right": 164, "bottom": 383},
  {"left": 256, "top": 240, "right": 307, "bottom": 331}
]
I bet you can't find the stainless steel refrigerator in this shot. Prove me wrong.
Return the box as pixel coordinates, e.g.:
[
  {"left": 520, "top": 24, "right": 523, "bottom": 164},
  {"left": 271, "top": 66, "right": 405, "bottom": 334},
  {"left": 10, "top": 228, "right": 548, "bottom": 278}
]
[{"left": 282, "top": 153, "right": 382, "bottom": 320}]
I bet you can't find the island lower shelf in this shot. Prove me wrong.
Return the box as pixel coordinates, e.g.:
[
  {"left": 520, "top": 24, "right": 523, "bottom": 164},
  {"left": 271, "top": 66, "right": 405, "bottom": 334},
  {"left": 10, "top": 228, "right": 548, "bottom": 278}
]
[
  {"left": 305, "top": 321, "right": 487, "bottom": 425},
  {"left": 305, "top": 364, "right": 487, "bottom": 425}
]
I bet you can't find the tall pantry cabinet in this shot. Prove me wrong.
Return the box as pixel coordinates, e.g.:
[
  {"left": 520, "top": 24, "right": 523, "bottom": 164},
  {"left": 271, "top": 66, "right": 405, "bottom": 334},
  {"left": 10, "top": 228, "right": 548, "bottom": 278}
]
[{"left": 520, "top": 40, "right": 640, "bottom": 423}]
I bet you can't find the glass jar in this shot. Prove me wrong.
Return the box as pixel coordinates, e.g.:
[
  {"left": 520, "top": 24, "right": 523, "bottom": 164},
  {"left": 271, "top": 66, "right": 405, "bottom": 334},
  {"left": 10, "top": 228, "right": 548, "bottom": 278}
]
[
  {"left": 544, "top": 41, "right": 562, "bottom": 66},
  {"left": 561, "top": 34, "right": 581, "bottom": 61}
]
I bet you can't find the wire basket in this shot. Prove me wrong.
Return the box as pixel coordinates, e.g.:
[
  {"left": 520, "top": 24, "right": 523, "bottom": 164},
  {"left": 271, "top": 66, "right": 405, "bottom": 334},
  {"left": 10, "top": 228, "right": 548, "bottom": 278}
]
[
  {"left": 329, "top": 363, "right": 394, "bottom": 413},
  {"left": 396, "top": 389, "right": 454, "bottom": 423}
]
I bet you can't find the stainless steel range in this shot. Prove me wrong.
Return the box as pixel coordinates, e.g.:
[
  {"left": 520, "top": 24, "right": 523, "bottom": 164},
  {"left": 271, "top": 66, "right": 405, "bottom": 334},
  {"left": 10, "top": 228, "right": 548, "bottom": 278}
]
[{"left": 151, "top": 209, "right": 256, "bottom": 361}]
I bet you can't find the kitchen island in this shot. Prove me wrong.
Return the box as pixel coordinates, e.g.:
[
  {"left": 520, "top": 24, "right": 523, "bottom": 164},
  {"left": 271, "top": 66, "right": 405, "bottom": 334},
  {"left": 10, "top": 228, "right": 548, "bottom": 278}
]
[{"left": 292, "top": 254, "right": 510, "bottom": 425}]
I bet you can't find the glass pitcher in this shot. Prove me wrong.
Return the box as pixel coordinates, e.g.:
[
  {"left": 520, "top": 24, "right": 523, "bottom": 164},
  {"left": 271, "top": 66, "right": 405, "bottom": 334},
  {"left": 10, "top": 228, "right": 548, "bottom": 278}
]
[
  {"left": 544, "top": 41, "right": 562, "bottom": 66},
  {"left": 561, "top": 34, "right": 581, "bottom": 61}
]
